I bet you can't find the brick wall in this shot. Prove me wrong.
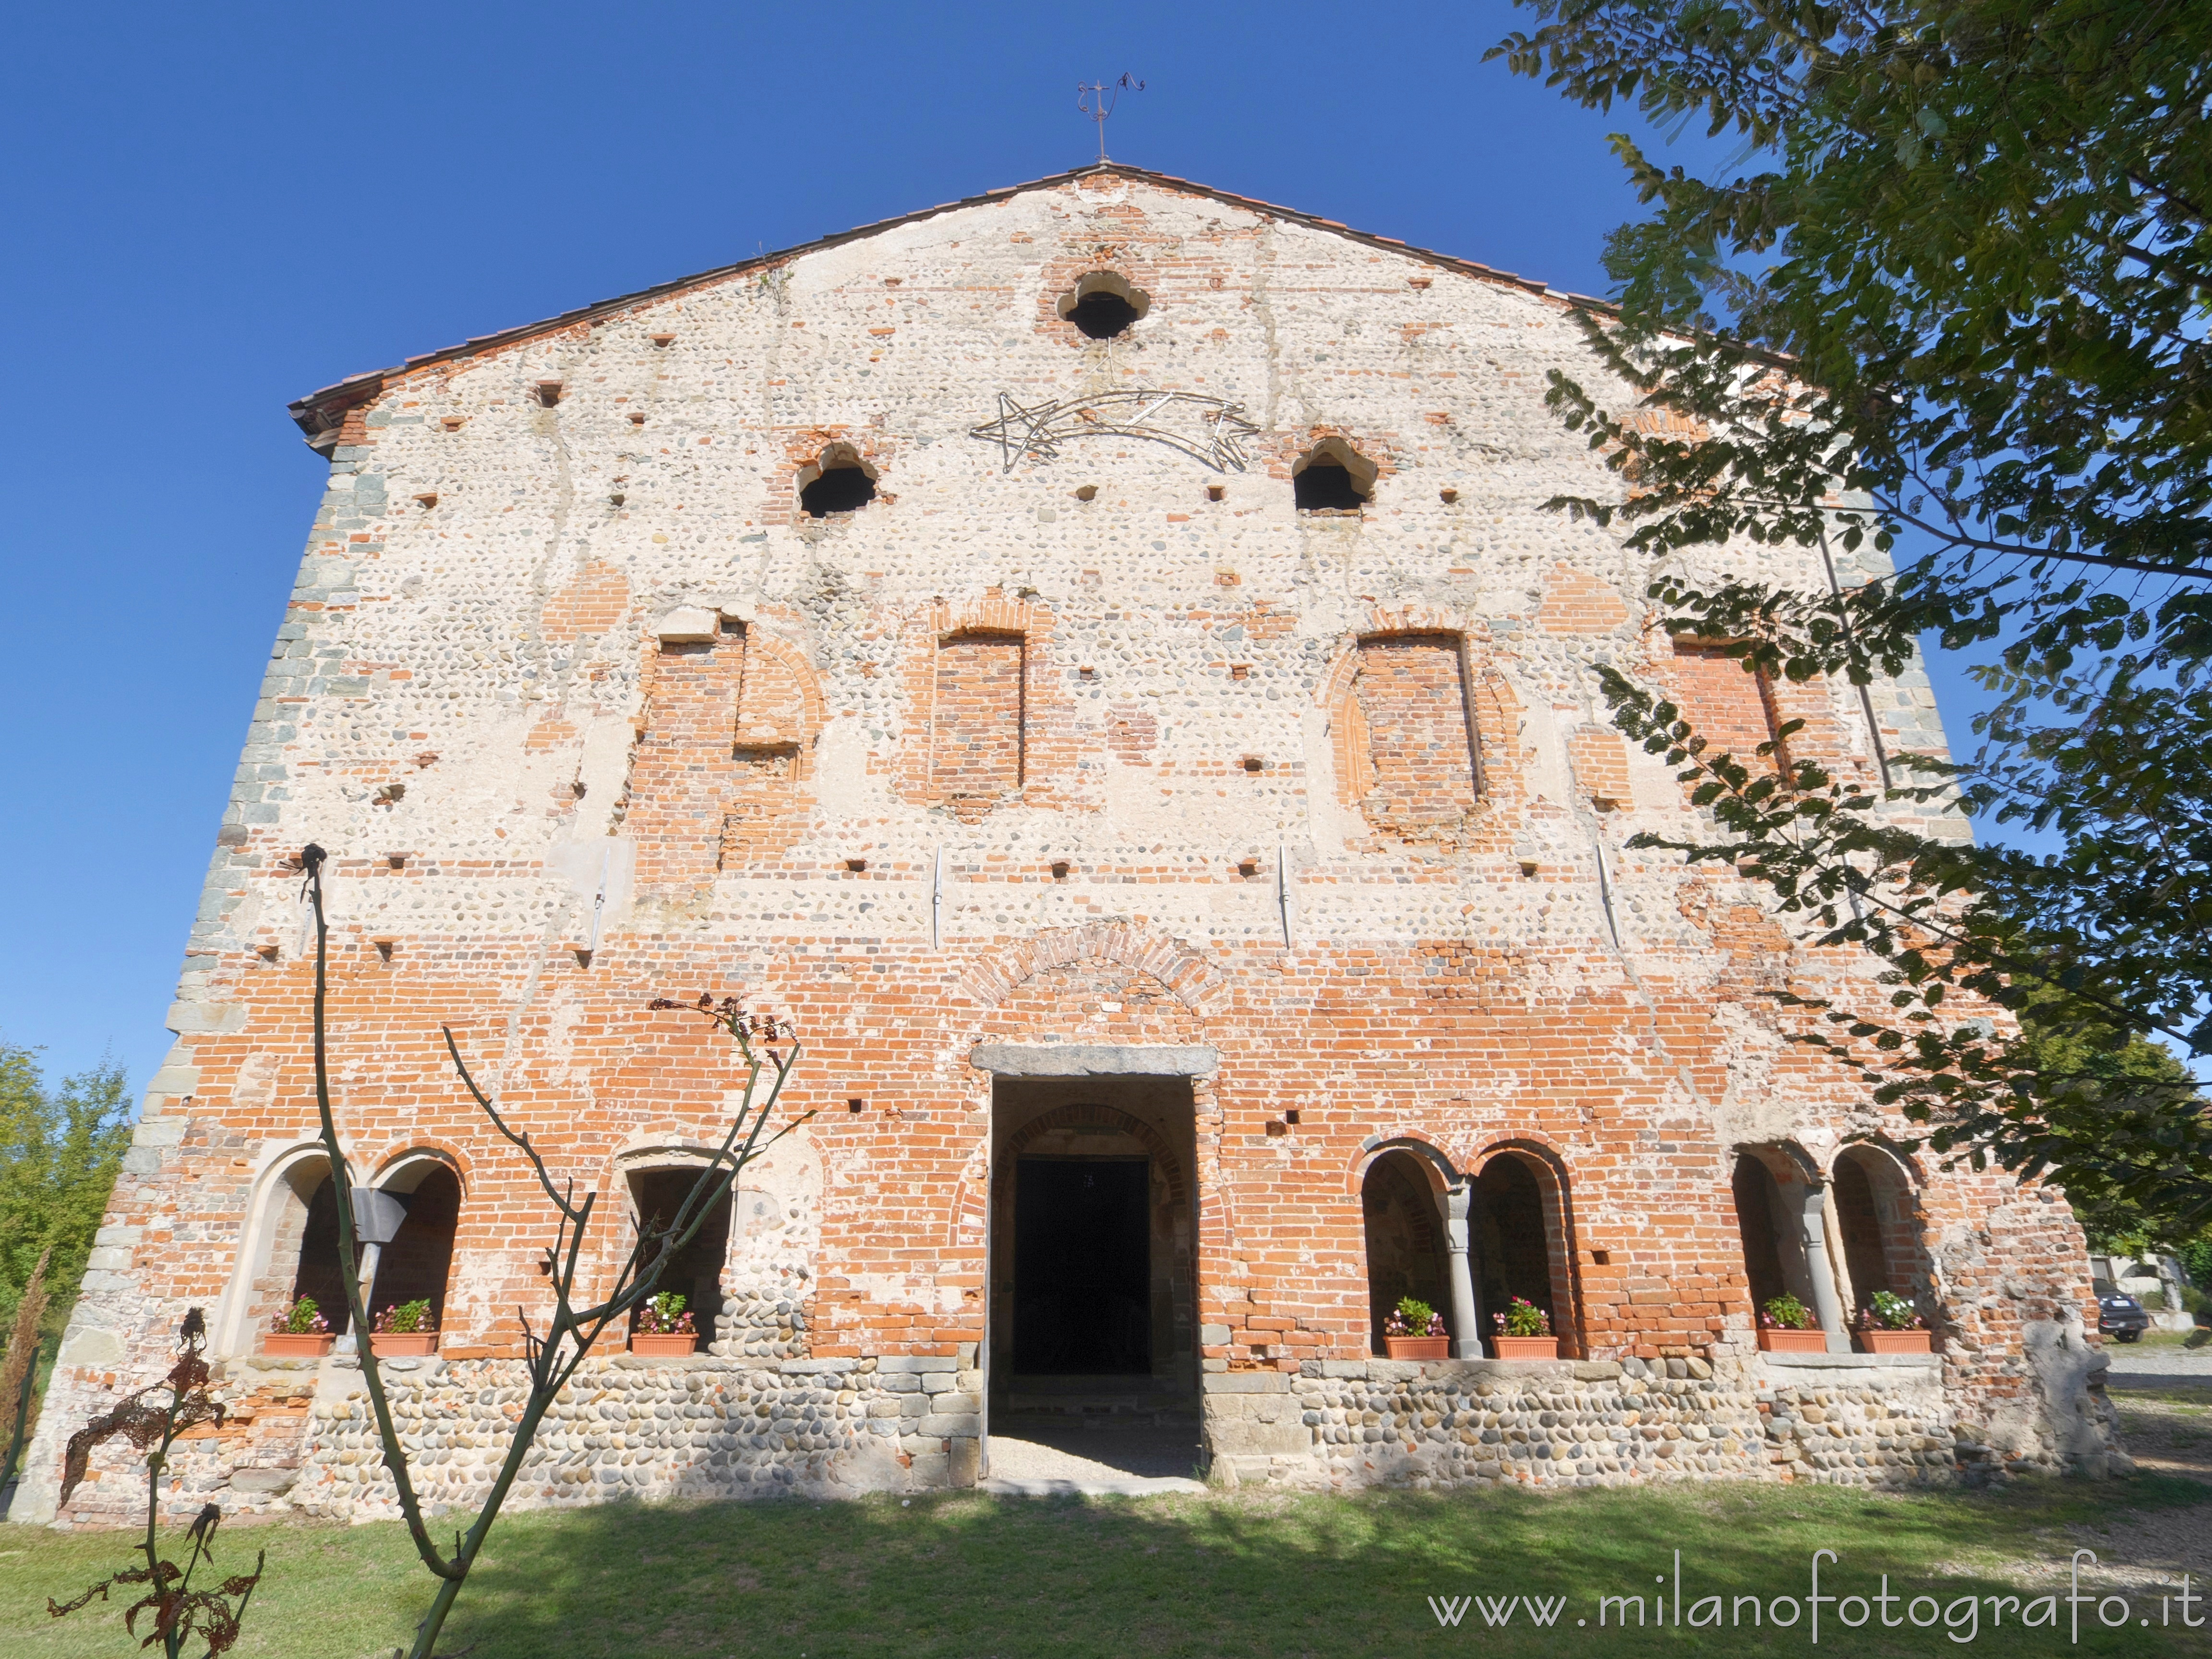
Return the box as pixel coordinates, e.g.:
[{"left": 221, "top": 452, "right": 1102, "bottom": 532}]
[{"left": 17, "top": 170, "right": 2115, "bottom": 1525}]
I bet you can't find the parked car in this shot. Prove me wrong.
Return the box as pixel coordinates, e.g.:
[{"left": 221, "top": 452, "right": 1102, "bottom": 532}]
[{"left": 2098, "top": 1292, "right": 2152, "bottom": 1342}]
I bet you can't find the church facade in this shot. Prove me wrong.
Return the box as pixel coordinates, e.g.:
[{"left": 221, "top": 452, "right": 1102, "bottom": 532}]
[{"left": 22, "top": 166, "right": 2120, "bottom": 1522}]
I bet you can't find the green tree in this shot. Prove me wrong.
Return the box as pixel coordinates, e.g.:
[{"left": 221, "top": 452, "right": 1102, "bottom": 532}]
[
  {"left": 0, "top": 1041, "right": 133, "bottom": 1347},
  {"left": 1487, "top": 0, "right": 2212, "bottom": 1230}
]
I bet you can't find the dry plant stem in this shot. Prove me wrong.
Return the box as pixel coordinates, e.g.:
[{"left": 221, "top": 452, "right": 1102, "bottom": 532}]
[
  {"left": 297, "top": 848, "right": 805, "bottom": 1659},
  {"left": 0, "top": 1244, "right": 52, "bottom": 1492}
]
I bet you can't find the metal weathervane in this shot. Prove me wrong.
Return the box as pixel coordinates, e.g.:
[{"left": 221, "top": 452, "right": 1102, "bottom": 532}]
[{"left": 1078, "top": 73, "right": 1144, "bottom": 164}]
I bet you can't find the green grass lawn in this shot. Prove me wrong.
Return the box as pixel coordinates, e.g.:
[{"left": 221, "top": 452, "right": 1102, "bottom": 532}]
[{"left": 1, "top": 1474, "right": 2206, "bottom": 1659}]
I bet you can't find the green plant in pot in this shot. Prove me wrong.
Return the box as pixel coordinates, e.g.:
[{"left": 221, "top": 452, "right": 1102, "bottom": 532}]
[
  {"left": 1381, "top": 1295, "right": 1449, "bottom": 1358},
  {"left": 1491, "top": 1296, "right": 1558, "bottom": 1358},
  {"left": 632, "top": 1291, "right": 700, "bottom": 1354},
  {"left": 369, "top": 1299, "right": 438, "bottom": 1355},
  {"left": 1756, "top": 1292, "right": 1827, "bottom": 1352},
  {"left": 264, "top": 1294, "right": 335, "bottom": 1356},
  {"left": 1857, "top": 1290, "right": 1933, "bottom": 1353}
]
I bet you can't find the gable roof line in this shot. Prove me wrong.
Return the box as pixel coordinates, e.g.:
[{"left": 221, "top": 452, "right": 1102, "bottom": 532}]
[{"left": 287, "top": 161, "right": 1619, "bottom": 446}]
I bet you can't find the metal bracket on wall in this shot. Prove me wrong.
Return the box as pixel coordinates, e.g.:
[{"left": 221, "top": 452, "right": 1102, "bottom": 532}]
[{"left": 931, "top": 845, "right": 944, "bottom": 950}]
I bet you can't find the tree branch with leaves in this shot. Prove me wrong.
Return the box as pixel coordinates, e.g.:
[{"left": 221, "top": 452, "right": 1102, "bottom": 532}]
[{"left": 1489, "top": 0, "right": 2212, "bottom": 1242}]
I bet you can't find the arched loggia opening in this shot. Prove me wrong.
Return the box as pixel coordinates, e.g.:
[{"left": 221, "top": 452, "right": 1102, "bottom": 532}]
[
  {"left": 1730, "top": 1144, "right": 1842, "bottom": 1345},
  {"left": 1830, "top": 1143, "right": 1932, "bottom": 1323},
  {"left": 1360, "top": 1149, "right": 1451, "bottom": 1354},
  {"left": 288, "top": 1164, "right": 356, "bottom": 1336},
  {"left": 1474, "top": 1149, "right": 1578, "bottom": 1352},
  {"left": 365, "top": 1157, "right": 462, "bottom": 1334},
  {"left": 626, "top": 1164, "right": 733, "bottom": 1346}
]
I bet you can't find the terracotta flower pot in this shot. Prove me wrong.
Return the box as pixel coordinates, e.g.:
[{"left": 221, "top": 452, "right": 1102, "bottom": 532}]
[
  {"left": 1489, "top": 1335, "right": 1560, "bottom": 1360},
  {"left": 369, "top": 1332, "right": 438, "bottom": 1357},
  {"left": 1757, "top": 1328, "right": 1830, "bottom": 1353},
  {"left": 1858, "top": 1329, "right": 1932, "bottom": 1354},
  {"left": 262, "top": 1333, "right": 335, "bottom": 1358},
  {"left": 629, "top": 1333, "right": 699, "bottom": 1358},
  {"left": 1383, "top": 1334, "right": 1451, "bottom": 1361}
]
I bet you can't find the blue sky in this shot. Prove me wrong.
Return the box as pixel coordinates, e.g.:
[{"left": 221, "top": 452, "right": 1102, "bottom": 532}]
[{"left": 0, "top": 0, "right": 1975, "bottom": 1099}]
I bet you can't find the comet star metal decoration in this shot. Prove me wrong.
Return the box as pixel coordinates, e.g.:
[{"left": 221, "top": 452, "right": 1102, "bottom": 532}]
[{"left": 969, "top": 389, "right": 1259, "bottom": 473}]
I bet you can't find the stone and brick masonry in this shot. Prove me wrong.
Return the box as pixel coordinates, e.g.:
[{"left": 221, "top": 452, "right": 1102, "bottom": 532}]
[{"left": 18, "top": 165, "right": 2123, "bottom": 1525}]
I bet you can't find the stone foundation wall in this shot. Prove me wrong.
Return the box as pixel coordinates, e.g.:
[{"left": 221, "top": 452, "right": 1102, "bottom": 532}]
[
  {"left": 1206, "top": 1354, "right": 1967, "bottom": 1492},
  {"left": 44, "top": 1348, "right": 983, "bottom": 1530},
  {"left": 42, "top": 1345, "right": 2070, "bottom": 1530}
]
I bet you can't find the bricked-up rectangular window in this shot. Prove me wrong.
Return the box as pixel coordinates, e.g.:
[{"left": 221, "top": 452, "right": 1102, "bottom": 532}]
[
  {"left": 1349, "top": 635, "right": 1479, "bottom": 830},
  {"left": 1670, "top": 640, "right": 1789, "bottom": 770},
  {"left": 933, "top": 632, "right": 1025, "bottom": 805}
]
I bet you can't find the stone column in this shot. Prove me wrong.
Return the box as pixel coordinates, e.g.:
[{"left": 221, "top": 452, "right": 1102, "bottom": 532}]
[
  {"left": 1441, "top": 1181, "right": 1486, "bottom": 1361},
  {"left": 1792, "top": 1183, "right": 1851, "bottom": 1353}
]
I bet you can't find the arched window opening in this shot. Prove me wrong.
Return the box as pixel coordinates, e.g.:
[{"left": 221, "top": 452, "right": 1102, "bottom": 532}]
[
  {"left": 1360, "top": 1151, "right": 1450, "bottom": 1355},
  {"left": 1292, "top": 439, "right": 1376, "bottom": 512},
  {"left": 1731, "top": 1147, "right": 1839, "bottom": 1342},
  {"left": 1731, "top": 1154, "right": 1790, "bottom": 1314},
  {"left": 366, "top": 1162, "right": 462, "bottom": 1334},
  {"left": 289, "top": 1171, "right": 356, "bottom": 1336},
  {"left": 1475, "top": 1153, "right": 1571, "bottom": 1344},
  {"left": 628, "top": 1166, "right": 732, "bottom": 1345},
  {"left": 797, "top": 443, "right": 878, "bottom": 518},
  {"left": 1830, "top": 1146, "right": 1929, "bottom": 1321},
  {"left": 1056, "top": 271, "right": 1150, "bottom": 340}
]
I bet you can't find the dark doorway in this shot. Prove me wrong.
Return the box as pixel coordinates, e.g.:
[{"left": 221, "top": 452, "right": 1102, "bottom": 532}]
[
  {"left": 1013, "top": 1157, "right": 1150, "bottom": 1374},
  {"left": 627, "top": 1167, "right": 731, "bottom": 1341}
]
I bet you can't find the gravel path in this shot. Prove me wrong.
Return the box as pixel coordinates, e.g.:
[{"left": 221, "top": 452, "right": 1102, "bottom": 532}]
[{"left": 2104, "top": 1337, "right": 2212, "bottom": 1389}]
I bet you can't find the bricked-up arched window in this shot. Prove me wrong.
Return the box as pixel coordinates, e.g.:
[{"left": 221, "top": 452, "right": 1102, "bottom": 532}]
[
  {"left": 1292, "top": 438, "right": 1376, "bottom": 511},
  {"left": 627, "top": 1166, "right": 732, "bottom": 1347},
  {"left": 1830, "top": 1144, "right": 1933, "bottom": 1326},
  {"left": 1475, "top": 1150, "right": 1578, "bottom": 1351},
  {"left": 1669, "top": 639, "right": 1791, "bottom": 773},
  {"left": 1339, "top": 634, "right": 1482, "bottom": 836},
  {"left": 931, "top": 631, "right": 1025, "bottom": 818},
  {"left": 1361, "top": 1150, "right": 1452, "bottom": 1355},
  {"left": 366, "top": 1160, "right": 462, "bottom": 1335}
]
